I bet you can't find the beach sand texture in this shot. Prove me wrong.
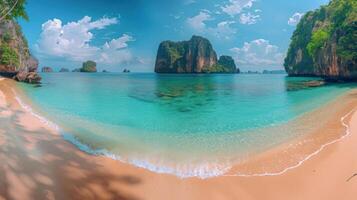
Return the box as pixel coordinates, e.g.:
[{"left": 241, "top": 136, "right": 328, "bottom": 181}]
[{"left": 1, "top": 78, "right": 357, "bottom": 200}]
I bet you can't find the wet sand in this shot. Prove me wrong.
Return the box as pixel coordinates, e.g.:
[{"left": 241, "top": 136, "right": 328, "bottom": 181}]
[{"left": 1, "top": 78, "right": 357, "bottom": 200}]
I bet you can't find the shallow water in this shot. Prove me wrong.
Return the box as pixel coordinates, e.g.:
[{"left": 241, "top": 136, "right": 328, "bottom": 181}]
[{"left": 19, "top": 73, "right": 354, "bottom": 177}]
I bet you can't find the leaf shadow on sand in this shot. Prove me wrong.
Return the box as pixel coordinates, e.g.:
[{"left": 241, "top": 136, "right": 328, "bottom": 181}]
[{"left": 0, "top": 107, "right": 142, "bottom": 200}]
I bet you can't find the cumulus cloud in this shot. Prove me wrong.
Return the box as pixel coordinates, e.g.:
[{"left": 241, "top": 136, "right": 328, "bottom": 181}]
[
  {"left": 288, "top": 12, "right": 304, "bottom": 26},
  {"left": 239, "top": 12, "right": 260, "bottom": 24},
  {"left": 230, "top": 39, "right": 284, "bottom": 67},
  {"left": 209, "top": 21, "right": 237, "bottom": 39},
  {"left": 187, "top": 11, "right": 212, "bottom": 31},
  {"left": 221, "top": 0, "right": 255, "bottom": 16},
  {"left": 187, "top": 11, "right": 236, "bottom": 39},
  {"left": 35, "top": 16, "right": 134, "bottom": 65}
]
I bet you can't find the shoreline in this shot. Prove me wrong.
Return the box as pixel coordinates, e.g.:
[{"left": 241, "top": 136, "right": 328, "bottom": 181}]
[{"left": 1, "top": 78, "right": 357, "bottom": 199}]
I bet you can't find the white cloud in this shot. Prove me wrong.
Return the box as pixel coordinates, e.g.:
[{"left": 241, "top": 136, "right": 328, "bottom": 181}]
[
  {"left": 184, "top": 0, "right": 196, "bottom": 5},
  {"left": 35, "top": 16, "right": 134, "bottom": 65},
  {"left": 209, "top": 21, "right": 237, "bottom": 39},
  {"left": 239, "top": 12, "right": 260, "bottom": 24},
  {"left": 221, "top": 0, "right": 255, "bottom": 16},
  {"left": 187, "top": 11, "right": 237, "bottom": 39},
  {"left": 187, "top": 11, "right": 212, "bottom": 31},
  {"left": 230, "top": 39, "right": 284, "bottom": 67},
  {"left": 288, "top": 12, "right": 304, "bottom": 26}
]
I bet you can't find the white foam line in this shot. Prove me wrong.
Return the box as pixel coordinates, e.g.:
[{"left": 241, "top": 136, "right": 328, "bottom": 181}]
[
  {"left": 224, "top": 107, "right": 357, "bottom": 177},
  {"left": 11, "top": 88, "right": 59, "bottom": 131}
]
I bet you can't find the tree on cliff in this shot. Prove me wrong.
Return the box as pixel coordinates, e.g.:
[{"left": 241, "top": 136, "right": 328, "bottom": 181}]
[{"left": 0, "top": 0, "right": 28, "bottom": 22}]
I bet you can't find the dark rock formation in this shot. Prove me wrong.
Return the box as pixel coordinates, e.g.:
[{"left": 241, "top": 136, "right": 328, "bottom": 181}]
[
  {"left": 13, "top": 71, "right": 41, "bottom": 84},
  {"left": 80, "top": 60, "right": 97, "bottom": 72},
  {"left": 41, "top": 66, "right": 53, "bottom": 73},
  {"left": 72, "top": 68, "right": 80, "bottom": 72},
  {"left": 59, "top": 68, "right": 69, "bottom": 72},
  {"left": 102, "top": 70, "right": 108, "bottom": 73},
  {"left": 284, "top": 0, "right": 357, "bottom": 81},
  {"left": 0, "top": 20, "right": 40, "bottom": 82},
  {"left": 123, "top": 68, "right": 130, "bottom": 73},
  {"left": 155, "top": 35, "right": 239, "bottom": 73}
]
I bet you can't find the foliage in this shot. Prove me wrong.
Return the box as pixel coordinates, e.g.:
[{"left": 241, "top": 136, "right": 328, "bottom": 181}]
[
  {"left": 307, "top": 29, "right": 330, "bottom": 57},
  {"left": 0, "top": 0, "right": 29, "bottom": 21},
  {"left": 0, "top": 43, "right": 19, "bottom": 67},
  {"left": 284, "top": 0, "right": 356, "bottom": 74},
  {"left": 81, "top": 60, "right": 97, "bottom": 72},
  {"left": 1, "top": 31, "right": 12, "bottom": 43},
  {"left": 337, "top": 22, "right": 357, "bottom": 60}
]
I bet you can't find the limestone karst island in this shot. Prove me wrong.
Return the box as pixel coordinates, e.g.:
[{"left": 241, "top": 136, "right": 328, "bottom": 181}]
[{"left": 0, "top": 0, "right": 356, "bottom": 200}]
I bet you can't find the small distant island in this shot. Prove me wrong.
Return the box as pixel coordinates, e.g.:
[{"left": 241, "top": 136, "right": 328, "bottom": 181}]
[
  {"left": 59, "top": 68, "right": 69, "bottom": 72},
  {"left": 41, "top": 66, "right": 53, "bottom": 73},
  {"left": 80, "top": 60, "right": 97, "bottom": 72},
  {"left": 154, "top": 35, "right": 239, "bottom": 74}
]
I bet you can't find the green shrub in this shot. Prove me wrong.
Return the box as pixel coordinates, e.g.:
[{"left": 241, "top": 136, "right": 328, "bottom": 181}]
[
  {"left": 0, "top": 43, "right": 19, "bottom": 68},
  {"left": 307, "top": 29, "right": 330, "bottom": 57},
  {"left": 2, "top": 32, "right": 13, "bottom": 43}
]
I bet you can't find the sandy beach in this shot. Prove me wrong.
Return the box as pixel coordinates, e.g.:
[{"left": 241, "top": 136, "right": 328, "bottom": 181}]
[{"left": 1, "top": 78, "right": 357, "bottom": 200}]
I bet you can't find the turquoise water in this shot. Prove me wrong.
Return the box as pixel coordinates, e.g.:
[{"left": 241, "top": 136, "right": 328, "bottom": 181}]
[{"left": 19, "top": 73, "right": 353, "bottom": 177}]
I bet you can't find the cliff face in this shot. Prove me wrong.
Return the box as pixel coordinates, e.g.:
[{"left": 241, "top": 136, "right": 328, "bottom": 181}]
[
  {"left": 155, "top": 36, "right": 238, "bottom": 73},
  {"left": 0, "top": 20, "right": 38, "bottom": 73},
  {"left": 0, "top": 20, "right": 40, "bottom": 83},
  {"left": 284, "top": 0, "right": 357, "bottom": 80}
]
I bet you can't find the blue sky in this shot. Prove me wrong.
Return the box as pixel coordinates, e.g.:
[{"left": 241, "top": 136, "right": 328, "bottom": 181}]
[{"left": 19, "top": 0, "right": 329, "bottom": 72}]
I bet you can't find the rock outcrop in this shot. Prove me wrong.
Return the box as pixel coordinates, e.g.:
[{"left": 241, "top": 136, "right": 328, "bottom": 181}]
[
  {"left": 0, "top": 20, "right": 40, "bottom": 83},
  {"left": 284, "top": 0, "right": 356, "bottom": 81},
  {"left": 80, "top": 60, "right": 97, "bottom": 72},
  {"left": 155, "top": 36, "right": 239, "bottom": 73},
  {"left": 13, "top": 71, "right": 41, "bottom": 84},
  {"left": 41, "top": 66, "right": 53, "bottom": 73}
]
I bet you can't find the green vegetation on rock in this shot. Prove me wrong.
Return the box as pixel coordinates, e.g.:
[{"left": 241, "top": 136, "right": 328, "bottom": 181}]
[
  {"left": 155, "top": 36, "right": 238, "bottom": 73},
  {"left": 284, "top": 0, "right": 357, "bottom": 80},
  {"left": 0, "top": 43, "right": 19, "bottom": 68},
  {"left": 81, "top": 60, "right": 97, "bottom": 72},
  {"left": 0, "top": 0, "right": 29, "bottom": 21},
  {"left": 307, "top": 29, "right": 330, "bottom": 58}
]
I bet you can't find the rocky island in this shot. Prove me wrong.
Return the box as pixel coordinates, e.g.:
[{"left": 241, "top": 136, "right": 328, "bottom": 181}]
[
  {"left": 59, "top": 68, "right": 70, "bottom": 72},
  {"left": 155, "top": 36, "right": 239, "bottom": 73},
  {"left": 80, "top": 60, "right": 97, "bottom": 72},
  {"left": 284, "top": 0, "right": 356, "bottom": 81},
  {"left": 41, "top": 66, "right": 53, "bottom": 72}
]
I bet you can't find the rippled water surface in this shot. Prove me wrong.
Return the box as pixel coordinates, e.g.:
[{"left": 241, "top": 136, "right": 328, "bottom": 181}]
[{"left": 19, "top": 73, "right": 353, "bottom": 177}]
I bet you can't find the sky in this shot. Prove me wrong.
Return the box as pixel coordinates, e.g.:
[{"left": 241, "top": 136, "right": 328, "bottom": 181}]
[{"left": 19, "top": 0, "right": 330, "bottom": 72}]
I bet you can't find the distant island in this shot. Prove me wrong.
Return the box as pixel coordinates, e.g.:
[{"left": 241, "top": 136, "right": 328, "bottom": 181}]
[
  {"left": 80, "top": 60, "right": 97, "bottom": 72},
  {"left": 262, "top": 70, "right": 287, "bottom": 74},
  {"left": 59, "top": 68, "right": 69, "bottom": 72},
  {"left": 284, "top": 0, "right": 356, "bottom": 81},
  {"left": 155, "top": 35, "right": 239, "bottom": 74},
  {"left": 41, "top": 66, "right": 53, "bottom": 73},
  {"left": 71, "top": 60, "right": 97, "bottom": 72}
]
